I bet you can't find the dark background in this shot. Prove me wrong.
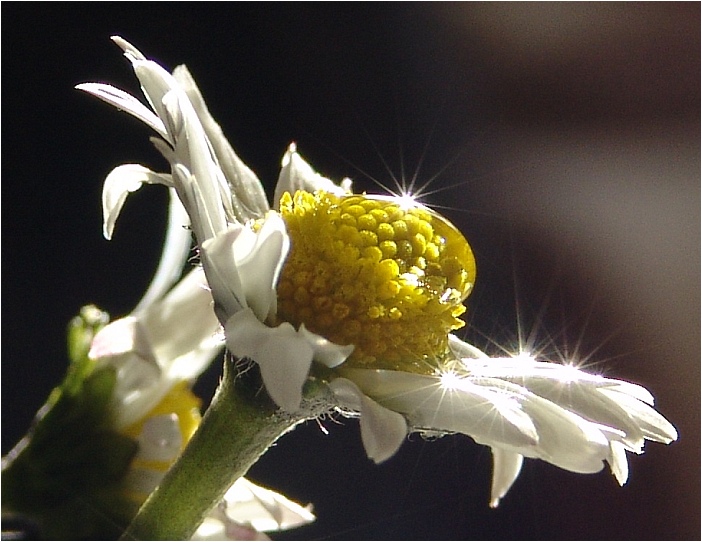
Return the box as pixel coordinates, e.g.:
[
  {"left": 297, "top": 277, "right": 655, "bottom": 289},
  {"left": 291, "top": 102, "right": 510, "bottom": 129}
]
[{"left": 3, "top": 3, "right": 699, "bottom": 540}]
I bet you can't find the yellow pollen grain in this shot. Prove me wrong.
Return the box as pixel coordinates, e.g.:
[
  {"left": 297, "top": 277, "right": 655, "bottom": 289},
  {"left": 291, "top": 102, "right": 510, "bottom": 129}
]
[
  {"left": 277, "top": 190, "right": 476, "bottom": 373},
  {"left": 377, "top": 223, "right": 395, "bottom": 242},
  {"left": 379, "top": 240, "right": 398, "bottom": 259},
  {"left": 357, "top": 214, "right": 377, "bottom": 231}
]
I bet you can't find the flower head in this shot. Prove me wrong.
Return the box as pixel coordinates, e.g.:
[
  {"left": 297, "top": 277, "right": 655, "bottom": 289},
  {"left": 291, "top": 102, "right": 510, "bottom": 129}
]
[
  {"left": 276, "top": 189, "right": 475, "bottom": 371},
  {"left": 80, "top": 37, "right": 678, "bottom": 509}
]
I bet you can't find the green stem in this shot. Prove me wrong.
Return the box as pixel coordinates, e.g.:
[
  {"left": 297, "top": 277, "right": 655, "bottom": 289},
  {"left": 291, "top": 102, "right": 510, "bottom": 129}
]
[{"left": 120, "top": 361, "right": 313, "bottom": 540}]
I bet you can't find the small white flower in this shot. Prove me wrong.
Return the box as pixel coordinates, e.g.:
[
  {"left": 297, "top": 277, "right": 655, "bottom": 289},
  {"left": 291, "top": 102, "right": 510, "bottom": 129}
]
[
  {"left": 88, "top": 222, "right": 314, "bottom": 539},
  {"left": 89, "top": 266, "right": 222, "bottom": 429}
]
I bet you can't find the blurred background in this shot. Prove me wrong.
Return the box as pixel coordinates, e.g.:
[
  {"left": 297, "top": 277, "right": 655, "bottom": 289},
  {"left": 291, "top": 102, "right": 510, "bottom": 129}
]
[{"left": 3, "top": 3, "right": 699, "bottom": 539}]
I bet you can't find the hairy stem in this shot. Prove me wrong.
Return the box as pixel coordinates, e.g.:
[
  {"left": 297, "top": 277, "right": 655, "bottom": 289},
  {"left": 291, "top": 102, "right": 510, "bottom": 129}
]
[{"left": 120, "top": 360, "right": 315, "bottom": 540}]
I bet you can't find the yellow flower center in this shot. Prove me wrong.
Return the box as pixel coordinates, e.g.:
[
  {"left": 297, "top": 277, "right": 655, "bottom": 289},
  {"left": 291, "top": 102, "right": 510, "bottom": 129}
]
[{"left": 277, "top": 191, "right": 476, "bottom": 373}]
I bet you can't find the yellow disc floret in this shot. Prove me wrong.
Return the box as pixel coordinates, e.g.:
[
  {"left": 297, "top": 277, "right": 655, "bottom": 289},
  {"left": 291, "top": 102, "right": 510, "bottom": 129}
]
[{"left": 277, "top": 190, "right": 476, "bottom": 373}]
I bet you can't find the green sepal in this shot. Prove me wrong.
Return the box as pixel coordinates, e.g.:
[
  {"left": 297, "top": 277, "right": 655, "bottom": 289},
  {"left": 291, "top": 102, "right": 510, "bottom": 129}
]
[{"left": 2, "top": 306, "right": 140, "bottom": 539}]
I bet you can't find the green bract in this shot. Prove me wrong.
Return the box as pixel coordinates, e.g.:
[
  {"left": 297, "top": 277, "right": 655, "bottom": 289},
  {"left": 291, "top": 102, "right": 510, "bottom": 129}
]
[{"left": 2, "top": 306, "right": 139, "bottom": 539}]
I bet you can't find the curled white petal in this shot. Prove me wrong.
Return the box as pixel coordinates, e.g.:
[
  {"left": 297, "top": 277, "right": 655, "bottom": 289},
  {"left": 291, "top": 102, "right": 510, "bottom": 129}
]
[
  {"left": 225, "top": 309, "right": 313, "bottom": 412},
  {"left": 329, "top": 378, "right": 407, "bottom": 463},
  {"left": 193, "top": 478, "right": 315, "bottom": 540},
  {"left": 490, "top": 448, "right": 523, "bottom": 508},
  {"left": 200, "top": 225, "right": 252, "bottom": 321},
  {"left": 106, "top": 37, "right": 228, "bottom": 242},
  {"left": 236, "top": 214, "right": 289, "bottom": 323},
  {"left": 200, "top": 213, "right": 289, "bottom": 324},
  {"left": 75, "top": 82, "right": 169, "bottom": 141},
  {"left": 273, "top": 144, "right": 351, "bottom": 209},
  {"left": 101, "top": 164, "right": 173, "bottom": 239},
  {"left": 298, "top": 324, "right": 354, "bottom": 368},
  {"left": 448, "top": 334, "right": 489, "bottom": 360}
]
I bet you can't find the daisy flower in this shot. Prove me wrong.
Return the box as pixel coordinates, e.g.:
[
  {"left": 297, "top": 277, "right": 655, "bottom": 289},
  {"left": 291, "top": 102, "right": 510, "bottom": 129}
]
[{"left": 79, "top": 37, "right": 677, "bottom": 513}]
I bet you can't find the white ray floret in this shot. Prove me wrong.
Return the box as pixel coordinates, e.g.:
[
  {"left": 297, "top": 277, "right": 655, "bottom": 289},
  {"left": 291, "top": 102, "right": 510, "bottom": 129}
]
[
  {"left": 333, "top": 334, "right": 677, "bottom": 506},
  {"left": 79, "top": 37, "right": 354, "bottom": 412}
]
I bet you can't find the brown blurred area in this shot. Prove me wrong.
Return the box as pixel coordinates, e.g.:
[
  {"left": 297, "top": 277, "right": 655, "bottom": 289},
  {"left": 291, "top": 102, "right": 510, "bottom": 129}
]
[{"left": 427, "top": 3, "right": 699, "bottom": 538}]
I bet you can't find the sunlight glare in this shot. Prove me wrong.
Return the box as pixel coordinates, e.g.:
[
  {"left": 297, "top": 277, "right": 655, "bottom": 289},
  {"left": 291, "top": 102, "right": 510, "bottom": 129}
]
[{"left": 439, "top": 370, "right": 464, "bottom": 391}]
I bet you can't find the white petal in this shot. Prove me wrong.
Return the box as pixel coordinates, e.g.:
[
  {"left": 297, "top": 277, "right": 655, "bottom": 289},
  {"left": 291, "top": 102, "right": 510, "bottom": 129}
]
[
  {"left": 112, "top": 41, "right": 228, "bottom": 242},
  {"left": 133, "top": 188, "right": 192, "bottom": 315},
  {"left": 123, "top": 467, "right": 165, "bottom": 498},
  {"left": 75, "top": 82, "right": 169, "bottom": 141},
  {"left": 88, "top": 315, "right": 155, "bottom": 364},
  {"left": 200, "top": 225, "right": 248, "bottom": 322},
  {"left": 111, "top": 35, "right": 146, "bottom": 61},
  {"left": 329, "top": 378, "right": 407, "bottom": 463},
  {"left": 342, "top": 369, "right": 539, "bottom": 450},
  {"left": 140, "top": 267, "right": 223, "bottom": 382},
  {"left": 91, "top": 268, "right": 222, "bottom": 428},
  {"left": 298, "top": 324, "right": 354, "bottom": 368},
  {"left": 448, "top": 334, "right": 490, "bottom": 359},
  {"left": 135, "top": 414, "right": 182, "bottom": 462},
  {"left": 452, "top": 364, "right": 615, "bottom": 473},
  {"left": 130, "top": 60, "right": 180, "bottom": 131},
  {"left": 201, "top": 214, "right": 289, "bottom": 324},
  {"left": 221, "top": 478, "right": 315, "bottom": 532},
  {"left": 172, "top": 65, "right": 270, "bottom": 222},
  {"left": 482, "top": 378, "right": 610, "bottom": 473},
  {"left": 461, "top": 356, "right": 677, "bottom": 449},
  {"left": 273, "top": 144, "right": 350, "bottom": 208},
  {"left": 597, "top": 387, "right": 678, "bottom": 444},
  {"left": 225, "top": 309, "right": 313, "bottom": 412},
  {"left": 490, "top": 366, "right": 647, "bottom": 449},
  {"left": 608, "top": 440, "right": 629, "bottom": 486},
  {"left": 101, "top": 164, "right": 173, "bottom": 239},
  {"left": 90, "top": 331, "right": 165, "bottom": 429},
  {"left": 489, "top": 448, "right": 523, "bottom": 508},
  {"left": 235, "top": 213, "right": 289, "bottom": 323},
  {"left": 158, "top": 88, "right": 228, "bottom": 234}
]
